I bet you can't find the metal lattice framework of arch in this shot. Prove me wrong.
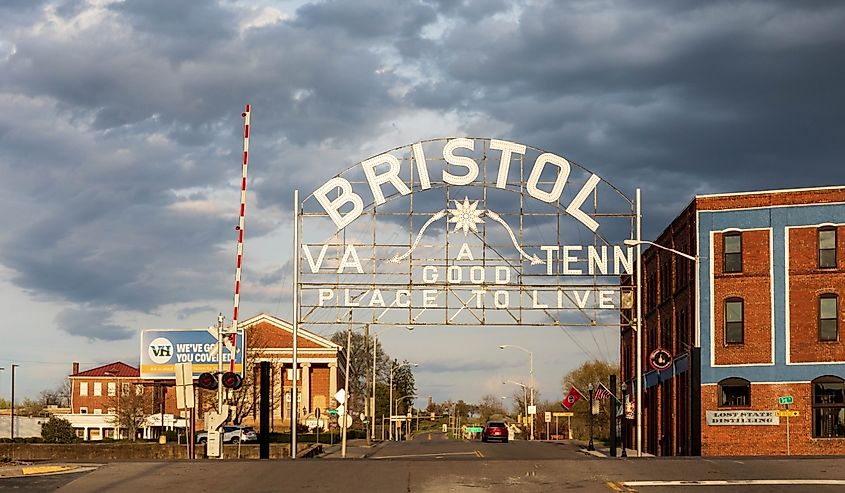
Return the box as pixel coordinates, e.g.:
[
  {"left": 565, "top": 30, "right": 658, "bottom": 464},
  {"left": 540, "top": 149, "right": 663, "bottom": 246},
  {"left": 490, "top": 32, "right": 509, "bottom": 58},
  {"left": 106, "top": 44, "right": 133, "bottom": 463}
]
[{"left": 293, "top": 137, "right": 638, "bottom": 330}]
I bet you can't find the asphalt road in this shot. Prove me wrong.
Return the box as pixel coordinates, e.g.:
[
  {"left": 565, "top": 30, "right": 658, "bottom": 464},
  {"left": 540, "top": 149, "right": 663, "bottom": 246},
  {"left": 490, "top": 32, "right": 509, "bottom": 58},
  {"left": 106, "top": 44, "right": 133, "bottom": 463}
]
[
  {"left": 4, "top": 435, "right": 845, "bottom": 493},
  {"left": 368, "top": 431, "right": 583, "bottom": 460}
]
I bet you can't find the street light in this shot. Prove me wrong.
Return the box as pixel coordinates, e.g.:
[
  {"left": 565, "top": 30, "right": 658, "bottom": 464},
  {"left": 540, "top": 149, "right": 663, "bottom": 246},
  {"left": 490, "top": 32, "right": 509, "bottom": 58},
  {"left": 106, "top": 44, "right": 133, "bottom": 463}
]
[
  {"left": 623, "top": 238, "right": 699, "bottom": 457},
  {"left": 394, "top": 394, "right": 417, "bottom": 440},
  {"left": 502, "top": 380, "right": 529, "bottom": 427},
  {"left": 371, "top": 325, "right": 414, "bottom": 441},
  {"left": 499, "top": 345, "right": 534, "bottom": 440}
]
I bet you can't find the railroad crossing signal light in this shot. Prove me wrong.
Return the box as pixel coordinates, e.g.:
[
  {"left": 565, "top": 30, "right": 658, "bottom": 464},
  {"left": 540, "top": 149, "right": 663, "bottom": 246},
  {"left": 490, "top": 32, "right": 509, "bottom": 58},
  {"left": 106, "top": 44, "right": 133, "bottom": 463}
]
[
  {"left": 197, "top": 372, "right": 218, "bottom": 390},
  {"left": 221, "top": 371, "right": 243, "bottom": 390}
]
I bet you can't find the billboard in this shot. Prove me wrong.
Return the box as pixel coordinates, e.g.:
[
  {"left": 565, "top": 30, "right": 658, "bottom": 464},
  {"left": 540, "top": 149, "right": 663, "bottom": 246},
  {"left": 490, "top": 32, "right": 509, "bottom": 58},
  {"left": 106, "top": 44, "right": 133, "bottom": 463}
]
[{"left": 139, "top": 329, "right": 244, "bottom": 379}]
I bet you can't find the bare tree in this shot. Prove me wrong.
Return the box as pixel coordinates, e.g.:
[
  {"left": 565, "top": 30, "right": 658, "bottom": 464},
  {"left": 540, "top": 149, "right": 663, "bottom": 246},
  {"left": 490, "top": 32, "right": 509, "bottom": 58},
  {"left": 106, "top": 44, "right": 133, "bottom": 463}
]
[
  {"left": 477, "top": 394, "right": 507, "bottom": 422},
  {"left": 228, "top": 326, "right": 284, "bottom": 425},
  {"left": 109, "top": 383, "right": 153, "bottom": 440}
]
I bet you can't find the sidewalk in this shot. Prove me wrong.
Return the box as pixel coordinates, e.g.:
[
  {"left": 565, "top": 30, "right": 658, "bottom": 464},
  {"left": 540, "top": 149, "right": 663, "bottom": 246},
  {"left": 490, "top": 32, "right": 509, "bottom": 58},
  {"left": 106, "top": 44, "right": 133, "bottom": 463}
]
[
  {"left": 319, "top": 438, "right": 386, "bottom": 459},
  {"left": 580, "top": 444, "right": 654, "bottom": 458}
]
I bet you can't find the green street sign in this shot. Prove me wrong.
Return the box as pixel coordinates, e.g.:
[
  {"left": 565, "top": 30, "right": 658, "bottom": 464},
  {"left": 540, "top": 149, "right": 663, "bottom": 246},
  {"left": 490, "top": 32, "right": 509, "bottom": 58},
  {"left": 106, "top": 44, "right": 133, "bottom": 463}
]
[
  {"left": 778, "top": 396, "right": 794, "bottom": 405},
  {"left": 327, "top": 408, "right": 339, "bottom": 416},
  {"left": 466, "top": 426, "right": 483, "bottom": 433}
]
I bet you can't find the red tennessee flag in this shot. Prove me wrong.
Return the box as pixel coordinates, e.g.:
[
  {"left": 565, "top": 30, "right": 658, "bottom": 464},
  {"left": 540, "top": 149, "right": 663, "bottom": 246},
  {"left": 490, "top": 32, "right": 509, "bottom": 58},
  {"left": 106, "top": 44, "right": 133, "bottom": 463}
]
[{"left": 561, "top": 386, "right": 584, "bottom": 410}]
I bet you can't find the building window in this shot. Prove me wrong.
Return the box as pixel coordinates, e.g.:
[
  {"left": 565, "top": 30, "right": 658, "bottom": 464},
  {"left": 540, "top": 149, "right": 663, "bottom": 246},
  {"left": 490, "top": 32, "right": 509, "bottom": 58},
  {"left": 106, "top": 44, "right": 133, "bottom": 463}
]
[
  {"left": 93, "top": 382, "right": 102, "bottom": 396},
  {"left": 108, "top": 408, "right": 116, "bottom": 414},
  {"left": 135, "top": 384, "right": 144, "bottom": 396},
  {"left": 820, "top": 294, "right": 839, "bottom": 342},
  {"left": 80, "top": 382, "right": 88, "bottom": 396},
  {"left": 723, "top": 233, "right": 742, "bottom": 273},
  {"left": 725, "top": 298, "right": 744, "bottom": 344},
  {"left": 813, "top": 376, "right": 845, "bottom": 438},
  {"left": 122, "top": 383, "right": 131, "bottom": 395},
  {"left": 108, "top": 382, "right": 117, "bottom": 397},
  {"left": 80, "top": 407, "right": 88, "bottom": 414},
  {"left": 718, "top": 378, "right": 751, "bottom": 407},
  {"left": 93, "top": 409, "right": 102, "bottom": 415},
  {"left": 819, "top": 228, "right": 837, "bottom": 269}
]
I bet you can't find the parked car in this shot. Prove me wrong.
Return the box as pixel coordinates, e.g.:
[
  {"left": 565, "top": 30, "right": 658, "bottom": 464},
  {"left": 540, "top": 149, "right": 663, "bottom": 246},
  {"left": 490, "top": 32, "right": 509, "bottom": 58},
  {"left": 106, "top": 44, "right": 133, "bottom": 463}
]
[
  {"left": 196, "top": 425, "right": 258, "bottom": 444},
  {"left": 482, "top": 421, "right": 509, "bottom": 443}
]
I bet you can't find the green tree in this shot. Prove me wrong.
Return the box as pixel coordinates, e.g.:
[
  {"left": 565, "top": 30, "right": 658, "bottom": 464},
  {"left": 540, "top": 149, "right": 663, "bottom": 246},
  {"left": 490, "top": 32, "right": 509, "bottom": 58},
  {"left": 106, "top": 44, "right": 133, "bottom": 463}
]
[
  {"left": 390, "top": 360, "right": 417, "bottom": 414},
  {"left": 41, "top": 416, "right": 76, "bottom": 443},
  {"left": 561, "top": 359, "right": 619, "bottom": 441},
  {"left": 331, "top": 329, "right": 391, "bottom": 414}
]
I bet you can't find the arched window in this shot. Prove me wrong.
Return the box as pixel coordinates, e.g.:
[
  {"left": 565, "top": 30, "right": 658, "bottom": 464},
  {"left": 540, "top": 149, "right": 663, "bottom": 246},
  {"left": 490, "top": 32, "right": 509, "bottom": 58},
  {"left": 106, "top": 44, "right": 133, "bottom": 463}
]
[
  {"left": 725, "top": 298, "right": 744, "bottom": 344},
  {"left": 813, "top": 376, "right": 845, "bottom": 438},
  {"left": 820, "top": 294, "right": 839, "bottom": 342},
  {"left": 718, "top": 378, "right": 750, "bottom": 407},
  {"left": 724, "top": 233, "right": 742, "bottom": 273}
]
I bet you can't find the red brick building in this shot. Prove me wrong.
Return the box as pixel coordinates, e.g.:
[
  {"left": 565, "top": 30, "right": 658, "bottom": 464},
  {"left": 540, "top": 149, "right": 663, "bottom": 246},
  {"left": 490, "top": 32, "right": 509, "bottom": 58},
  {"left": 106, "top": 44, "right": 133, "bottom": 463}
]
[
  {"left": 69, "top": 361, "right": 180, "bottom": 440},
  {"left": 621, "top": 186, "right": 845, "bottom": 456},
  {"left": 235, "top": 313, "right": 343, "bottom": 431}
]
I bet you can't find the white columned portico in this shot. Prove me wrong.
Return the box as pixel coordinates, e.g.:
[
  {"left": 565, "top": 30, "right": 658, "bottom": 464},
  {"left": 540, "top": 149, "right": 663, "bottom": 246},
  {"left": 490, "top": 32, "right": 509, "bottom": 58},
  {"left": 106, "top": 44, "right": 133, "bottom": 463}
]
[{"left": 301, "top": 362, "right": 311, "bottom": 416}]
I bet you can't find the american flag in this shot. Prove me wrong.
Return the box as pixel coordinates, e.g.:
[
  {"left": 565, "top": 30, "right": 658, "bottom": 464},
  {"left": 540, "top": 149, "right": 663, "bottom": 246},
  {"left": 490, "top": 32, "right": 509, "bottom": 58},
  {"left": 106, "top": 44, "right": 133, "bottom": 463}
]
[{"left": 593, "top": 383, "right": 614, "bottom": 400}]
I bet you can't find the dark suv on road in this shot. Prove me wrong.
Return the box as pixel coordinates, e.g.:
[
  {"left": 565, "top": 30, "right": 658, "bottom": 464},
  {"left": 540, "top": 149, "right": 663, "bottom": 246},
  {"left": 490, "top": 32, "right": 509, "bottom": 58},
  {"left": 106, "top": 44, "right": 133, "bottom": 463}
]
[{"left": 482, "top": 421, "right": 509, "bottom": 443}]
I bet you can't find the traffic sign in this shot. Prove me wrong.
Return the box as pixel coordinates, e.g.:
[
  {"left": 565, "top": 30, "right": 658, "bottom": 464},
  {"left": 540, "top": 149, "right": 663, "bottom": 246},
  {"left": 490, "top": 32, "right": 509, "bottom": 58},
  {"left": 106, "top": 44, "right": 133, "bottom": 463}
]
[
  {"left": 544, "top": 411, "right": 552, "bottom": 423},
  {"left": 777, "top": 410, "right": 800, "bottom": 417},
  {"left": 466, "top": 426, "right": 483, "bottom": 433},
  {"left": 649, "top": 348, "right": 672, "bottom": 371},
  {"left": 335, "top": 388, "right": 346, "bottom": 405},
  {"left": 337, "top": 404, "right": 345, "bottom": 417},
  {"left": 327, "top": 408, "right": 339, "bottom": 416},
  {"left": 778, "top": 396, "right": 794, "bottom": 405},
  {"left": 527, "top": 405, "right": 537, "bottom": 415},
  {"left": 552, "top": 412, "right": 574, "bottom": 417}
]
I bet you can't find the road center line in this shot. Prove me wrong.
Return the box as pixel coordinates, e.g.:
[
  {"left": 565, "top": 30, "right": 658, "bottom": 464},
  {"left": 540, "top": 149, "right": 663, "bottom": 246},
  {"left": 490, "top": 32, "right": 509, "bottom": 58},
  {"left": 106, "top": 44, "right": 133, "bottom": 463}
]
[
  {"left": 372, "top": 451, "right": 480, "bottom": 460},
  {"left": 623, "top": 479, "right": 845, "bottom": 487}
]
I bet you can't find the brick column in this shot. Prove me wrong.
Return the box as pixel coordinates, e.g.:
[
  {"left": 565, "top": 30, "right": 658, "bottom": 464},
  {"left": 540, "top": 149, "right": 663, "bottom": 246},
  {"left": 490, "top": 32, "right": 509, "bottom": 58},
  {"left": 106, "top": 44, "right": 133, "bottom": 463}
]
[
  {"left": 329, "top": 362, "right": 338, "bottom": 407},
  {"left": 301, "top": 362, "right": 311, "bottom": 416}
]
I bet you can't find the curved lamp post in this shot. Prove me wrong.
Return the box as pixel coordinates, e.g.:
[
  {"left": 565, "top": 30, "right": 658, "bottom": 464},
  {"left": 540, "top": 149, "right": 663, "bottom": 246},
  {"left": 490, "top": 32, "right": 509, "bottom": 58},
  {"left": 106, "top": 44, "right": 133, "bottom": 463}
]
[{"left": 499, "top": 345, "right": 534, "bottom": 440}]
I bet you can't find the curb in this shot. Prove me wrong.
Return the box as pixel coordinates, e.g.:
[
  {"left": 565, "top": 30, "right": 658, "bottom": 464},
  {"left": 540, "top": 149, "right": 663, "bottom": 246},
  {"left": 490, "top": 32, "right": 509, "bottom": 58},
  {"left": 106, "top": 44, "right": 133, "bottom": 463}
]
[
  {"left": 0, "top": 464, "right": 100, "bottom": 478},
  {"left": 580, "top": 448, "right": 607, "bottom": 458}
]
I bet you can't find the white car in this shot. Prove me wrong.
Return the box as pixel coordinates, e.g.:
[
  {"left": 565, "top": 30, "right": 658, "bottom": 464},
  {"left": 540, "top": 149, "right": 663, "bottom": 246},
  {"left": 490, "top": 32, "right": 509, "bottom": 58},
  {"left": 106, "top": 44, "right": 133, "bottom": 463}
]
[{"left": 196, "top": 425, "right": 258, "bottom": 444}]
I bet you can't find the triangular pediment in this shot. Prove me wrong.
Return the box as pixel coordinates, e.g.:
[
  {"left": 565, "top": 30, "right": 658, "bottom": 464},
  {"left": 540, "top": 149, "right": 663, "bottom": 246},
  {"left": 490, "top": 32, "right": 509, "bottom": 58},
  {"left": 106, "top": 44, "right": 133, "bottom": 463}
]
[{"left": 239, "top": 313, "right": 341, "bottom": 351}]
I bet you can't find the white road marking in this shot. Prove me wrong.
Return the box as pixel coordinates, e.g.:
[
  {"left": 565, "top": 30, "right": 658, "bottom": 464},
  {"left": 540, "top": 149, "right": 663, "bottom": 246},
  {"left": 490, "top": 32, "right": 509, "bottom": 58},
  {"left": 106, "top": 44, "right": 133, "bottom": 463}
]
[
  {"left": 624, "top": 479, "right": 845, "bottom": 487},
  {"left": 372, "top": 451, "right": 480, "bottom": 460}
]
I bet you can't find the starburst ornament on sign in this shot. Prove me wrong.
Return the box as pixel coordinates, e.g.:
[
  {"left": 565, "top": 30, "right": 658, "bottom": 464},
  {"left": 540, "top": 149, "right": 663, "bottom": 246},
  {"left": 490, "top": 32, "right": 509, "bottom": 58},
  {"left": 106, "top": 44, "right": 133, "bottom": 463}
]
[{"left": 448, "top": 197, "right": 485, "bottom": 236}]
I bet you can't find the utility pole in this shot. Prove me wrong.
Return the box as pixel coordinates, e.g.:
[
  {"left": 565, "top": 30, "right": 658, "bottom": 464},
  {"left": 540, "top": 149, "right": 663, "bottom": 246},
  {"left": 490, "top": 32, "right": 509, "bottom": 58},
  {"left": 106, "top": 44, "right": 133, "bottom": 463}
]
[
  {"left": 372, "top": 333, "right": 377, "bottom": 441},
  {"left": 10, "top": 364, "right": 18, "bottom": 440},
  {"left": 340, "top": 324, "right": 352, "bottom": 458},
  {"left": 364, "top": 324, "right": 371, "bottom": 446},
  {"left": 588, "top": 383, "right": 595, "bottom": 451}
]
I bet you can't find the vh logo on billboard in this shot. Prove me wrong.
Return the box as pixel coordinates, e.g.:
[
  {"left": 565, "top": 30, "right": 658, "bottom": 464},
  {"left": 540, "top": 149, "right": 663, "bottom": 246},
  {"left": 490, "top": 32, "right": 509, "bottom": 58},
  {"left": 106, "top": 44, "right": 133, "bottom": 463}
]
[{"left": 148, "top": 337, "right": 174, "bottom": 364}]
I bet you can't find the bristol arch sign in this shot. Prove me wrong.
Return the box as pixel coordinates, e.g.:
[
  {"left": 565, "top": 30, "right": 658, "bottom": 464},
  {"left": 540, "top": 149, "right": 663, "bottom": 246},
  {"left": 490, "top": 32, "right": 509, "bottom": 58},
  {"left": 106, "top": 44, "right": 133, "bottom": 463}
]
[{"left": 293, "top": 137, "right": 638, "bottom": 329}]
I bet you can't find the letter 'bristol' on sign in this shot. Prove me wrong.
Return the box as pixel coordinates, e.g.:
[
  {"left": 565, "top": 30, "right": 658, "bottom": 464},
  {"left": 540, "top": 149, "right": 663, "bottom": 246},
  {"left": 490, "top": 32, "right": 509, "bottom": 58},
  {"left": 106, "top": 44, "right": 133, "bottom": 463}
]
[{"left": 314, "top": 138, "right": 601, "bottom": 232}]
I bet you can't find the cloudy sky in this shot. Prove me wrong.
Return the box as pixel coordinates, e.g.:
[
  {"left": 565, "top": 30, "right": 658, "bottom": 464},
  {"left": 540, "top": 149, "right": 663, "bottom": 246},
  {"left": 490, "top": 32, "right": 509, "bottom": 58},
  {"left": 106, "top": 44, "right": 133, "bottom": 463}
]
[{"left": 1, "top": 0, "right": 844, "bottom": 406}]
